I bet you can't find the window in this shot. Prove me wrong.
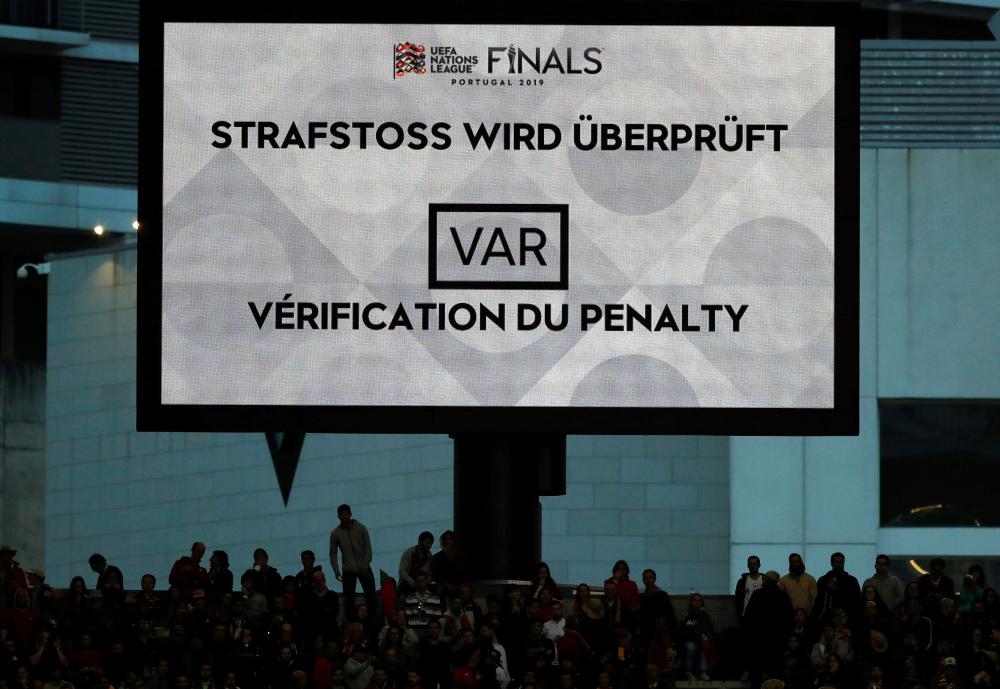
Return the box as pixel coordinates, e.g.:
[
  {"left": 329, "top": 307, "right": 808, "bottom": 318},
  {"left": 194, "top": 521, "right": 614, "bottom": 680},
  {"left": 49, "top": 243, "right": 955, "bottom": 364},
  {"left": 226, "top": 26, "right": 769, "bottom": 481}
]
[{"left": 880, "top": 401, "right": 1000, "bottom": 527}]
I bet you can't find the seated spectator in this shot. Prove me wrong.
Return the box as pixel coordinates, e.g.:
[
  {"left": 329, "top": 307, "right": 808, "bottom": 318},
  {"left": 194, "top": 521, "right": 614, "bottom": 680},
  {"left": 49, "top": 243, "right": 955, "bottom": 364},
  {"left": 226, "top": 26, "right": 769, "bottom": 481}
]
[
  {"left": 443, "top": 597, "right": 477, "bottom": 638},
  {"left": 814, "top": 653, "right": 848, "bottom": 688},
  {"left": 344, "top": 644, "right": 374, "bottom": 689},
  {"left": 249, "top": 549, "right": 282, "bottom": 603},
  {"left": 266, "top": 645, "right": 299, "bottom": 689},
  {"left": 42, "top": 667, "right": 74, "bottom": 689},
  {"left": 378, "top": 612, "right": 419, "bottom": 660},
  {"left": 369, "top": 666, "right": 393, "bottom": 689},
  {"left": 399, "top": 533, "right": 435, "bottom": 594},
  {"left": 478, "top": 622, "right": 511, "bottom": 689},
  {"left": 917, "top": 557, "right": 957, "bottom": 606},
  {"left": 68, "top": 632, "right": 104, "bottom": 675},
  {"left": 458, "top": 584, "right": 485, "bottom": 628},
  {"left": 402, "top": 572, "right": 443, "bottom": 637},
  {"left": 12, "top": 664, "right": 31, "bottom": 689},
  {"left": 1, "top": 588, "right": 40, "bottom": 652},
  {"left": 297, "top": 570, "right": 340, "bottom": 644},
  {"left": 603, "top": 581, "right": 635, "bottom": 635},
  {"left": 235, "top": 628, "right": 263, "bottom": 687},
  {"left": 542, "top": 601, "right": 566, "bottom": 642},
  {"left": 295, "top": 551, "right": 321, "bottom": 593},
  {"left": 792, "top": 608, "right": 816, "bottom": 650},
  {"left": 968, "top": 565, "right": 988, "bottom": 591},
  {"left": 862, "top": 584, "right": 892, "bottom": 619},
  {"left": 208, "top": 551, "right": 233, "bottom": 602},
  {"left": 132, "top": 573, "right": 165, "bottom": 621},
  {"left": 417, "top": 620, "right": 451, "bottom": 689},
  {"left": 239, "top": 571, "right": 268, "bottom": 622},
  {"left": 453, "top": 648, "right": 482, "bottom": 689},
  {"left": 524, "top": 621, "right": 555, "bottom": 677},
  {"left": 678, "top": 592, "right": 715, "bottom": 682},
  {"left": 196, "top": 662, "right": 215, "bottom": 689},
  {"left": 529, "top": 563, "right": 560, "bottom": 602},
  {"left": 535, "top": 589, "right": 556, "bottom": 623},
  {"left": 779, "top": 633, "right": 813, "bottom": 689},
  {"left": 958, "top": 575, "right": 984, "bottom": 614},
  {"left": 810, "top": 623, "right": 853, "bottom": 673},
  {"left": 604, "top": 561, "right": 638, "bottom": 614},
  {"left": 430, "top": 531, "right": 467, "bottom": 601},
  {"left": 575, "top": 587, "right": 607, "bottom": 659}
]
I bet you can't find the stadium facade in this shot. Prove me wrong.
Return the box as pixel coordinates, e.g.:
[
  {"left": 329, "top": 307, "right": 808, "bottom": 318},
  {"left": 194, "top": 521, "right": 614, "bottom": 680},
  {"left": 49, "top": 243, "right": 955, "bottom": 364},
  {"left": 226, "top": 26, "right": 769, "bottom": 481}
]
[{"left": 1, "top": 0, "right": 999, "bottom": 592}]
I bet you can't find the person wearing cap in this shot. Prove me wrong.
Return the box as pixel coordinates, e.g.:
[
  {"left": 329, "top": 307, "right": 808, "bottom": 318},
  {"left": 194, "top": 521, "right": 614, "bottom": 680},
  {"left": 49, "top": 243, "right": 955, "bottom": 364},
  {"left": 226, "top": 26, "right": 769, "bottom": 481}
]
[
  {"left": 344, "top": 643, "right": 374, "bottom": 689},
  {"left": 936, "top": 656, "right": 960, "bottom": 689},
  {"left": 0, "top": 545, "right": 28, "bottom": 609}
]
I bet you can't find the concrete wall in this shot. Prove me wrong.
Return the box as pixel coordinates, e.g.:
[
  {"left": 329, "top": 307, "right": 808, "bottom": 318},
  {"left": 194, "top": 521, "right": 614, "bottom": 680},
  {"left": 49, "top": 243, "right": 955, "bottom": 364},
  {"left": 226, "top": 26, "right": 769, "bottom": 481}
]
[
  {"left": 0, "top": 361, "right": 47, "bottom": 570},
  {"left": 44, "top": 249, "right": 729, "bottom": 591},
  {"left": 542, "top": 436, "right": 730, "bottom": 592}
]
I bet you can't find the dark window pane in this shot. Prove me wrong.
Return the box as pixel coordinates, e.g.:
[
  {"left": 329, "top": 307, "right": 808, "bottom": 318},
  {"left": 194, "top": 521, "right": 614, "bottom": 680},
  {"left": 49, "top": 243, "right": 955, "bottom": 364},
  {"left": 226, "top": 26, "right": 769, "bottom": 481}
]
[{"left": 880, "top": 401, "right": 1000, "bottom": 527}]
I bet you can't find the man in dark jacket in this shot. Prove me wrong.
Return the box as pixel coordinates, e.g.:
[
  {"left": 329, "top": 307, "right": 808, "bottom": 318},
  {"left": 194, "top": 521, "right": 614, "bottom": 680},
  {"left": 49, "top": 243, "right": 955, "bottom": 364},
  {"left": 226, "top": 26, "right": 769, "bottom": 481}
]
[
  {"left": 813, "top": 553, "right": 862, "bottom": 626},
  {"left": 918, "top": 557, "right": 956, "bottom": 607},
  {"left": 743, "top": 571, "right": 794, "bottom": 685},
  {"left": 296, "top": 570, "right": 340, "bottom": 644},
  {"left": 734, "top": 555, "right": 765, "bottom": 680},
  {"left": 734, "top": 555, "right": 764, "bottom": 620},
  {"left": 639, "top": 569, "right": 675, "bottom": 644}
]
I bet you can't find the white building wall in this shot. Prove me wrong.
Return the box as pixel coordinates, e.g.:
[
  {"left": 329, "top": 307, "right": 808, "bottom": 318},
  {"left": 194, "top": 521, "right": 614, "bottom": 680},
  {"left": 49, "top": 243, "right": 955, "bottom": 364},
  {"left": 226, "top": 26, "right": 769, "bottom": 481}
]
[{"left": 730, "top": 148, "right": 1000, "bottom": 586}]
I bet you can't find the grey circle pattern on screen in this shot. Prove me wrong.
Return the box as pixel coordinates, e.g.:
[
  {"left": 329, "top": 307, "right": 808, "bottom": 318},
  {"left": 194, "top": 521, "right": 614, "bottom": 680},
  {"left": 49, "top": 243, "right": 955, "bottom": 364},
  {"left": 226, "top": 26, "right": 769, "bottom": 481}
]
[
  {"left": 161, "top": 24, "right": 836, "bottom": 408},
  {"left": 704, "top": 217, "right": 833, "bottom": 287},
  {"left": 568, "top": 149, "right": 702, "bottom": 216},
  {"left": 570, "top": 355, "right": 699, "bottom": 407}
]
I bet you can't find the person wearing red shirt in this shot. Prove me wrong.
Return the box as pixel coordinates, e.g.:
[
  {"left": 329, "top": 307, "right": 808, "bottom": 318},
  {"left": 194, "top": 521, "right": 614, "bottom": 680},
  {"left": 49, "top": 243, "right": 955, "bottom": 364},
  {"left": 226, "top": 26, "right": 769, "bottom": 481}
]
[
  {"left": 453, "top": 648, "right": 482, "bottom": 689},
  {"left": 1, "top": 589, "right": 40, "bottom": 652},
  {"left": 605, "top": 561, "right": 640, "bottom": 613}
]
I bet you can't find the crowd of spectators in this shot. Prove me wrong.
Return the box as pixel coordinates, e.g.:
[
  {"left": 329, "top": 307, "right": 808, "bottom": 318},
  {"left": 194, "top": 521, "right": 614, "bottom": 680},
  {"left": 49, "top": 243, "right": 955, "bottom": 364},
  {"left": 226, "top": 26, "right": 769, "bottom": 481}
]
[
  {"left": 0, "top": 507, "right": 996, "bottom": 689},
  {"left": 735, "top": 552, "right": 999, "bottom": 689}
]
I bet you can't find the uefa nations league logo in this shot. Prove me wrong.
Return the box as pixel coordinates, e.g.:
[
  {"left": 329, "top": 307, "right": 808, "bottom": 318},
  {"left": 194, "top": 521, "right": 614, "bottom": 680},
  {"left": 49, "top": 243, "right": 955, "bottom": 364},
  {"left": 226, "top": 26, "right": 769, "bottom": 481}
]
[{"left": 394, "top": 42, "right": 427, "bottom": 78}]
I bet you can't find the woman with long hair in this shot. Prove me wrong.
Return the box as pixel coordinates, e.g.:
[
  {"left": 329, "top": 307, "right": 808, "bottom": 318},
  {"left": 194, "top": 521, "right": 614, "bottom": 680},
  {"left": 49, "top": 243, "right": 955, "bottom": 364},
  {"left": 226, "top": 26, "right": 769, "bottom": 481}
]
[
  {"left": 530, "top": 562, "right": 560, "bottom": 601},
  {"left": 604, "top": 561, "right": 639, "bottom": 613}
]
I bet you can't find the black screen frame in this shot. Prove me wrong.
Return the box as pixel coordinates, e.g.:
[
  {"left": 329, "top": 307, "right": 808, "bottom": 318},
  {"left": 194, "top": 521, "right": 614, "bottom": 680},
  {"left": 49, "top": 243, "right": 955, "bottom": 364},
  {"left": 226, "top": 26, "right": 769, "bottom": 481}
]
[{"left": 137, "top": 1, "right": 860, "bottom": 435}]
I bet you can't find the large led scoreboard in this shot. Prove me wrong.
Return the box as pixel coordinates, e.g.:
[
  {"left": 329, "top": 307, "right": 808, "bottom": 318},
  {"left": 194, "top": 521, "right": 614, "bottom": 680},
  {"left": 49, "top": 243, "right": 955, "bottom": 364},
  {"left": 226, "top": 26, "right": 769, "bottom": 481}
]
[{"left": 137, "top": 2, "right": 859, "bottom": 434}]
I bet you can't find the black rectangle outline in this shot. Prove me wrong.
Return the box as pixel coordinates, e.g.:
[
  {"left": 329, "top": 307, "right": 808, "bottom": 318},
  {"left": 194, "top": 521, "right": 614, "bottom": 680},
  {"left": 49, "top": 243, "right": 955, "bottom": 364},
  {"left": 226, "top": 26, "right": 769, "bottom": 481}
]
[
  {"left": 138, "top": 1, "right": 860, "bottom": 435},
  {"left": 429, "top": 203, "right": 569, "bottom": 290}
]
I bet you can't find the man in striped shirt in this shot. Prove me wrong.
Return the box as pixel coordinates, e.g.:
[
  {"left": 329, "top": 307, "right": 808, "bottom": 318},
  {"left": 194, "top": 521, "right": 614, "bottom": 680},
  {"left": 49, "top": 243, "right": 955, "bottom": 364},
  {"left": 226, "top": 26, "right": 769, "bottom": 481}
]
[{"left": 402, "top": 571, "right": 443, "bottom": 637}]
